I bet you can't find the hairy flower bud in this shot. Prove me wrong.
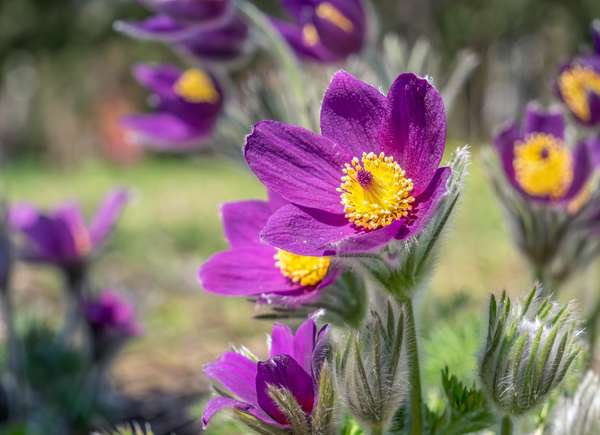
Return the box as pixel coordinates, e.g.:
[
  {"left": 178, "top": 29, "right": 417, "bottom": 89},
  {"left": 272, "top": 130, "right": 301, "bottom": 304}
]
[
  {"left": 336, "top": 302, "right": 407, "bottom": 431},
  {"left": 479, "top": 285, "right": 582, "bottom": 416},
  {"left": 544, "top": 371, "right": 600, "bottom": 435}
]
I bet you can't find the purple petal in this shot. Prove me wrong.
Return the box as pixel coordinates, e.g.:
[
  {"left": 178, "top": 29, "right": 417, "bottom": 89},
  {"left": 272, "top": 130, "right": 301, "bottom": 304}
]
[
  {"left": 523, "top": 104, "right": 565, "bottom": 139},
  {"left": 121, "top": 113, "right": 215, "bottom": 150},
  {"left": 89, "top": 189, "right": 130, "bottom": 247},
  {"left": 201, "top": 397, "right": 251, "bottom": 429},
  {"left": 270, "top": 323, "right": 295, "bottom": 359},
  {"left": 587, "top": 91, "right": 600, "bottom": 126},
  {"left": 256, "top": 355, "right": 315, "bottom": 424},
  {"left": 320, "top": 70, "right": 388, "bottom": 158},
  {"left": 177, "top": 15, "right": 249, "bottom": 61},
  {"left": 586, "top": 135, "right": 600, "bottom": 167},
  {"left": 199, "top": 246, "right": 304, "bottom": 296},
  {"left": 114, "top": 15, "right": 193, "bottom": 42},
  {"left": 244, "top": 121, "right": 347, "bottom": 214},
  {"left": 204, "top": 352, "right": 259, "bottom": 404},
  {"left": 313, "top": 0, "right": 365, "bottom": 58},
  {"left": 142, "top": 0, "right": 231, "bottom": 24},
  {"left": 281, "top": 0, "right": 312, "bottom": 21},
  {"left": 493, "top": 121, "right": 522, "bottom": 192},
  {"left": 395, "top": 167, "right": 451, "bottom": 239},
  {"left": 261, "top": 205, "right": 354, "bottom": 256},
  {"left": 561, "top": 140, "right": 593, "bottom": 202},
  {"left": 221, "top": 200, "right": 272, "bottom": 248},
  {"left": 381, "top": 73, "right": 446, "bottom": 194},
  {"left": 271, "top": 18, "right": 339, "bottom": 62},
  {"left": 293, "top": 318, "right": 317, "bottom": 373},
  {"left": 52, "top": 202, "right": 92, "bottom": 256},
  {"left": 132, "top": 63, "right": 181, "bottom": 99}
]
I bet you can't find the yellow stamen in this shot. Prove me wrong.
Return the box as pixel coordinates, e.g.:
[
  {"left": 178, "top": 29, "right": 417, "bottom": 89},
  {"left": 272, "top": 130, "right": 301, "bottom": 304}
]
[
  {"left": 337, "top": 152, "right": 415, "bottom": 230},
  {"left": 173, "top": 68, "right": 219, "bottom": 104},
  {"left": 302, "top": 24, "right": 319, "bottom": 46},
  {"left": 513, "top": 133, "right": 573, "bottom": 199},
  {"left": 274, "top": 250, "right": 330, "bottom": 287},
  {"left": 315, "top": 2, "right": 354, "bottom": 33},
  {"left": 558, "top": 65, "right": 600, "bottom": 122}
]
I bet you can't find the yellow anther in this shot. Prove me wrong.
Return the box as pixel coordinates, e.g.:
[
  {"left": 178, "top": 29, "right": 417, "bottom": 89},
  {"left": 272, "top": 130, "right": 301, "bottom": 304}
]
[
  {"left": 274, "top": 250, "right": 330, "bottom": 287},
  {"left": 558, "top": 65, "right": 600, "bottom": 122},
  {"left": 173, "top": 69, "right": 219, "bottom": 104},
  {"left": 315, "top": 2, "right": 354, "bottom": 33}
]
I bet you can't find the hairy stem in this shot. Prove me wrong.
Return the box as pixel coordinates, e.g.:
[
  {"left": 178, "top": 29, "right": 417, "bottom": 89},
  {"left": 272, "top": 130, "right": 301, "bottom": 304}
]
[
  {"left": 586, "top": 295, "right": 600, "bottom": 354},
  {"left": 500, "top": 415, "right": 513, "bottom": 435},
  {"left": 370, "top": 422, "right": 384, "bottom": 435},
  {"left": 403, "top": 298, "right": 423, "bottom": 435}
]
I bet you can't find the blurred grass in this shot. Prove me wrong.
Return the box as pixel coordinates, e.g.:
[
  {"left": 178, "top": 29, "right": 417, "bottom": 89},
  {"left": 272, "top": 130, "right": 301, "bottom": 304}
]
[{"left": 0, "top": 150, "right": 534, "bottom": 427}]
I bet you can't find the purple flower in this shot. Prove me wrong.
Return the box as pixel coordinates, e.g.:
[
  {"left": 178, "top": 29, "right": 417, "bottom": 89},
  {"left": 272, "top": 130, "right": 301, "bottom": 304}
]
[
  {"left": 243, "top": 71, "right": 450, "bottom": 256},
  {"left": 115, "top": 0, "right": 248, "bottom": 62},
  {"left": 202, "top": 317, "right": 329, "bottom": 429},
  {"left": 494, "top": 104, "right": 593, "bottom": 204},
  {"left": 82, "top": 289, "right": 142, "bottom": 338},
  {"left": 556, "top": 23, "right": 600, "bottom": 126},
  {"left": 8, "top": 189, "right": 129, "bottom": 268},
  {"left": 122, "top": 64, "right": 224, "bottom": 151},
  {"left": 199, "top": 193, "right": 338, "bottom": 306},
  {"left": 272, "top": 0, "right": 366, "bottom": 63}
]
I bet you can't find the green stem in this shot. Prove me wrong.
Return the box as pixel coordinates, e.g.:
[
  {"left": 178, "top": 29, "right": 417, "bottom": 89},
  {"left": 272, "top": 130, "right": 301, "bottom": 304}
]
[
  {"left": 403, "top": 298, "right": 423, "bottom": 435},
  {"left": 499, "top": 415, "right": 513, "bottom": 435},
  {"left": 586, "top": 296, "right": 600, "bottom": 354},
  {"left": 370, "top": 422, "right": 384, "bottom": 435}
]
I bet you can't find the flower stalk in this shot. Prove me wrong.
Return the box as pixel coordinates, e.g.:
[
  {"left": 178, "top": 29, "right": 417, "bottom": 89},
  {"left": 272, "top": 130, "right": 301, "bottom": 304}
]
[
  {"left": 401, "top": 297, "right": 423, "bottom": 435},
  {"left": 500, "top": 416, "right": 514, "bottom": 435}
]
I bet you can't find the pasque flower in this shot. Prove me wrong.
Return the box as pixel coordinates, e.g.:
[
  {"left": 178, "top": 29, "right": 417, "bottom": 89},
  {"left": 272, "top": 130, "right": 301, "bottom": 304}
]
[
  {"left": 199, "top": 193, "right": 338, "bottom": 306},
  {"left": 202, "top": 317, "right": 329, "bottom": 429},
  {"left": 122, "top": 64, "right": 224, "bottom": 151},
  {"left": 8, "top": 189, "right": 129, "bottom": 269},
  {"left": 555, "top": 22, "right": 600, "bottom": 126},
  {"left": 115, "top": 0, "right": 248, "bottom": 62},
  {"left": 272, "top": 0, "right": 366, "bottom": 62},
  {"left": 494, "top": 104, "right": 593, "bottom": 204},
  {"left": 82, "top": 289, "right": 142, "bottom": 339},
  {"left": 244, "top": 71, "right": 450, "bottom": 256}
]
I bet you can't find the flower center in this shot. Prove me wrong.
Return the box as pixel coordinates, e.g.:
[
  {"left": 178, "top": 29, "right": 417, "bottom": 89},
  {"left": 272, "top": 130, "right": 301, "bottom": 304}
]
[
  {"left": 274, "top": 250, "right": 330, "bottom": 287},
  {"left": 558, "top": 65, "right": 600, "bottom": 121},
  {"left": 513, "top": 133, "right": 573, "bottom": 199},
  {"left": 315, "top": 2, "right": 354, "bottom": 33},
  {"left": 337, "top": 152, "right": 415, "bottom": 230},
  {"left": 173, "top": 68, "right": 219, "bottom": 104},
  {"left": 302, "top": 24, "right": 319, "bottom": 46}
]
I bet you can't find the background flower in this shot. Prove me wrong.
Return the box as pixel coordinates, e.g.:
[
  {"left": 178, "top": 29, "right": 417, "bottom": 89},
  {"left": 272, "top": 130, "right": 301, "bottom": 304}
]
[
  {"left": 122, "top": 64, "right": 224, "bottom": 151},
  {"left": 245, "top": 71, "right": 450, "bottom": 256}
]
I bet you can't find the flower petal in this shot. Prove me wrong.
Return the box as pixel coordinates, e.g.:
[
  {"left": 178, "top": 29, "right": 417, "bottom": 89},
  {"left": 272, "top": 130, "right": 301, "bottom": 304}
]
[
  {"left": 261, "top": 204, "right": 354, "bottom": 256},
  {"left": 381, "top": 73, "right": 446, "bottom": 194},
  {"left": 204, "top": 351, "right": 258, "bottom": 404},
  {"left": 493, "top": 121, "right": 522, "bottom": 192},
  {"left": 270, "top": 323, "right": 295, "bottom": 359},
  {"left": 201, "top": 397, "right": 252, "bottom": 429},
  {"left": 562, "top": 140, "right": 593, "bottom": 201},
  {"left": 523, "top": 104, "right": 565, "bottom": 139},
  {"left": 114, "top": 15, "right": 193, "bottom": 42},
  {"left": 313, "top": 0, "right": 365, "bottom": 58},
  {"left": 122, "top": 113, "right": 214, "bottom": 150},
  {"left": 256, "top": 355, "right": 315, "bottom": 424},
  {"left": 293, "top": 318, "right": 317, "bottom": 374},
  {"left": 143, "top": 0, "right": 231, "bottom": 24},
  {"left": 132, "top": 63, "right": 180, "bottom": 99},
  {"left": 177, "top": 15, "right": 249, "bottom": 61},
  {"left": 245, "top": 121, "right": 347, "bottom": 214},
  {"left": 199, "top": 246, "right": 304, "bottom": 296},
  {"left": 395, "top": 167, "right": 451, "bottom": 239},
  {"left": 89, "top": 189, "right": 130, "bottom": 247},
  {"left": 320, "top": 70, "right": 388, "bottom": 157},
  {"left": 221, "top": 200, "right": 271, "bottom": 248},
  {"left": 271, "top": 18, "right": 340, "bottom": 62}
]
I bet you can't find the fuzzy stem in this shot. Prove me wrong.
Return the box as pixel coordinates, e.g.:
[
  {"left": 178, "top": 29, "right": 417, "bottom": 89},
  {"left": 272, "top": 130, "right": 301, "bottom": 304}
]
[
  {"left": 369, "top": 422, "right": 384, "bottom": 435},
  {"left": 586, "top": 296, "right": 600, "bottom": 354},
  {"left": 403, "top": 298, "right": 423, "bottom": 435},
  {"left": 499, "top": 415, "right": 513, "bottom": 435}
]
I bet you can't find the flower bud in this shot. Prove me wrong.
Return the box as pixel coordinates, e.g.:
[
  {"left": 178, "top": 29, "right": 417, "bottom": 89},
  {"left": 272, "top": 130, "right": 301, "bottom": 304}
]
[
  {"left": 544, "top": 370, "right": 600, "bottom": 435},
  {"left": 336, "top": 302, "right": 407, "bottom": 431},
  {"left": 479, "top": 285, "right": 582, "bottom": 416}
]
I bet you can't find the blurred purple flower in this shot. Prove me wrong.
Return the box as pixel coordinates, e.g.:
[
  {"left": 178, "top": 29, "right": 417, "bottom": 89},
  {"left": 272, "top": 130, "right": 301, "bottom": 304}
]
[
  {"left": 122, "top": 64, "right": 224, "bottom": 152},
  {"left": 115, "top": 0, "right": 249, "bottom": 62},
  {"left": 244, "top": 71, "right": 450, "bottom": 256},
  {"left": 83, "top": 289, "right": 142, "bottom": 338},
  {"left": 555, "top": 22, "right": 600, "bottom": 126},
  {"left": 202, "top": 316, "right": 328, "bottom": 429},
  {"left": 494, "top": 104, "right": 593, "bottom": 204},
  {"left": 199, "top": 193, "right": 337, "bottom": 306},
  {"left": 272, "top": 0, "right": 366, "bottom": 63},
  {"left": 8, "top": 189, "right": 129, "bottom": 269}
]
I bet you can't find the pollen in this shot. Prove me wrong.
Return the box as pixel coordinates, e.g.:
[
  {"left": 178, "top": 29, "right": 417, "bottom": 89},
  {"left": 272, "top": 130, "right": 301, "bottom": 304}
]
[
  {"left": 513, "top": 133, "right": 573, "bottom": 199},
  {"left": 558, "top": 65, "right": 600, "bottom": 122},
  {"left": 337, "top": 152, "right": 415, "bottom": 230},
  {"left": 274, "top": 250, "right": 330, "bottom": 287},
  {"left": 302, "top": 24, "right": 319, "bottom": 46},
  {"left": 173, "top": 68, "right": 219, "bottom": 104},
  {"left": 316, "top": 2, "right": 354, "bottom": 33}
]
